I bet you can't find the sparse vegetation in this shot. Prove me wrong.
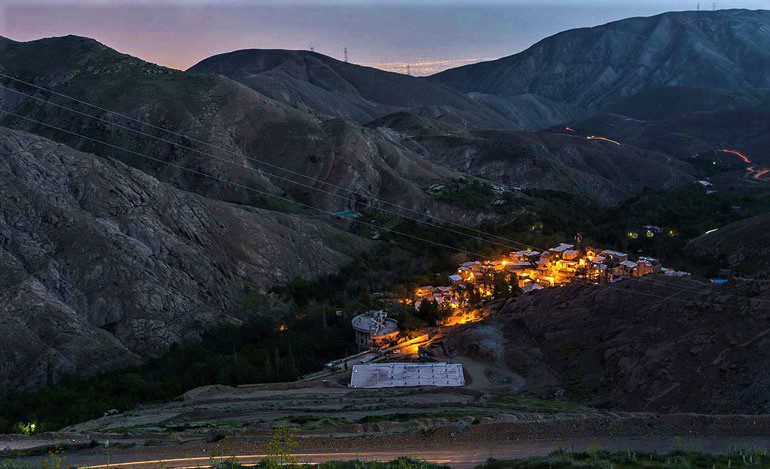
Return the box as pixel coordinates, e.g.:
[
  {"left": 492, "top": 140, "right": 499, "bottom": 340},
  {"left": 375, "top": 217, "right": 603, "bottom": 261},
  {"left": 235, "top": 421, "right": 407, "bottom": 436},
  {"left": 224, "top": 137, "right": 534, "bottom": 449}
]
[{"left": 479, "top": 448, "right": 770, "bottom": 468}]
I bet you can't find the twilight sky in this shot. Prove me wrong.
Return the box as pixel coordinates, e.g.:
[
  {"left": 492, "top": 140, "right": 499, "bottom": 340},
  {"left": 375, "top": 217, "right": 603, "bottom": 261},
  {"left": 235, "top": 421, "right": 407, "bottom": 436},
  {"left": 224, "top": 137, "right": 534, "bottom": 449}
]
[{"left": 1, "top": 0, "right": 768, "bottom": 74}]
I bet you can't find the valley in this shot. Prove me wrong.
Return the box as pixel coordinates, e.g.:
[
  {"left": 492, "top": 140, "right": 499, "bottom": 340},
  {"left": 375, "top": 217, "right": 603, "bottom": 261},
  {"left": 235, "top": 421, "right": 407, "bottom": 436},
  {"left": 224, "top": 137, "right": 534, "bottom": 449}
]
[{"left": 2, "top": 6, "right": 770, "bottom": 468}]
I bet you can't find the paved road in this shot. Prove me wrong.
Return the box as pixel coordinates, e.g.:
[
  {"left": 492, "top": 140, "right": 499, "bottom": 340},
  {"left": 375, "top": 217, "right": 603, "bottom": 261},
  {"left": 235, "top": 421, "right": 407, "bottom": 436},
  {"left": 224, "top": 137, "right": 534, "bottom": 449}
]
[{"left": 18, "top": 436, "right": 770, "bottom": 468}]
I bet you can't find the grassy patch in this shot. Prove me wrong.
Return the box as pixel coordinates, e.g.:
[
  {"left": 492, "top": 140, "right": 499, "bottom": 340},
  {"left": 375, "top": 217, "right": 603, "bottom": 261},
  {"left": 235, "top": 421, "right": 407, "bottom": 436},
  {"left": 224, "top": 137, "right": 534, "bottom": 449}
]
[
  {"left": 487, "top": 394, "right": 584, "bottom": 413},
  {"left": 357, "top": 411, "right": 493, "bottom": 424}
]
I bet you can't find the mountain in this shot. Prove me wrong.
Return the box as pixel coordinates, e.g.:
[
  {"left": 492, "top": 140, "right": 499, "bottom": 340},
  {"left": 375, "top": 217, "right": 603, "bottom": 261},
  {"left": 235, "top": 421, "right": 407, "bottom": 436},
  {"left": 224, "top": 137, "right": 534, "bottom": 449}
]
[
  {"left": 567, "top": 87, "right": 770, "bottom": 165},
  {"left": 450, "top": 276, "right": 770, "bottom": 413},
  {"left": 187, "top": 49, "right": 515, "bottom": 129},
  {"left": 431, "top": 9, "right": 770, "bottom": 111},
  {"left": 0, "top": 35, "right": 456, "bottom": 215},
  {"left": 465, "top": 93, "right": 583, "bottom": 130},
  {"left": 367, "top": 122, "right": 693, "bottom": 204},
  {"left": 0, "top": 127, "right": 364, "bottom": 392},
  {"left": 599, "top": 87, "right": 770, "bottom": 121}
]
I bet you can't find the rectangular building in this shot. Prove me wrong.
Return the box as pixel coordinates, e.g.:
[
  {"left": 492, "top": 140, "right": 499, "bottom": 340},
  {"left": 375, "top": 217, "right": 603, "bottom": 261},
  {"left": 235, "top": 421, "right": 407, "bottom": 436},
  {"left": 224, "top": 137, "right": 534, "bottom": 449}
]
[{"left": 349, "top": 363, "right": 465, "bottom": 388}]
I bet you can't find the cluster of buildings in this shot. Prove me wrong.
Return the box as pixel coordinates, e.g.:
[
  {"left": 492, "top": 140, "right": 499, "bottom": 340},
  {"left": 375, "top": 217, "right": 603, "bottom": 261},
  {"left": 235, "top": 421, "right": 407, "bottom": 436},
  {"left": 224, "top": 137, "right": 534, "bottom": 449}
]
[
  {"left": 351, "top": 242, "right": 689, "bottom": 351},
  {"left": 412, "top": 242, "right": 690, "bottom": 311}
]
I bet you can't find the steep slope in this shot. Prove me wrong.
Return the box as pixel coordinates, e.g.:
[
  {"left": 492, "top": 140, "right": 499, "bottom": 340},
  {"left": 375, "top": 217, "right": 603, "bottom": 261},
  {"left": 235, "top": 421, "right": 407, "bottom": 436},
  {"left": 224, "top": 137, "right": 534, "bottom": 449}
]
[
  {"left": 466, "top": 93, "right": 584, "bottom": 130},
  {"left": 0, "top": 35, "right": 454, "bottom": 214},
  {"left": 450, "top": 276, "right": 770, "bottom": 413},
  {"left": 686, "top": 211, "right": 770, "bottom": 272},
  {"left": 187, "top": 49, "right": 514, "bottom": 129},
  {"left": 431, "top": 9, "right": 770, "bottom": 110},
  {"left": 0, "top": 127, "right": 363, "bottom": 392}
]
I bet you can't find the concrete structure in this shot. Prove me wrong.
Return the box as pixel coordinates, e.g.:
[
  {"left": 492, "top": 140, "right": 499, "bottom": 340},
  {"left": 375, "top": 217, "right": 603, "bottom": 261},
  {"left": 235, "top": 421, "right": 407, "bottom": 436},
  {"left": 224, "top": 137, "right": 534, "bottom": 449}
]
[
  {"left": 351, "top": 310, "right": 399, "bottom": 351},
  {"left": 349, "top": 362, "right": 465, "bottom": 388}
]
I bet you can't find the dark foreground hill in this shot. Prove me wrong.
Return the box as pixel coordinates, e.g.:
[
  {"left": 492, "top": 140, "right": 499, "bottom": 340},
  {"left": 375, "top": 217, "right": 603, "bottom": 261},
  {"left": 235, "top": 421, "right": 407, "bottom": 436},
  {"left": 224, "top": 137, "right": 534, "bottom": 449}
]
[
  {"left": 0, "top": 127, "right": 363, "bottom": 392},
  {"left": 450, "top": 276, "right": 770, "bottom": 413},
  {"left": 431, "top": 9, "right": 770, "bottom": 110}
]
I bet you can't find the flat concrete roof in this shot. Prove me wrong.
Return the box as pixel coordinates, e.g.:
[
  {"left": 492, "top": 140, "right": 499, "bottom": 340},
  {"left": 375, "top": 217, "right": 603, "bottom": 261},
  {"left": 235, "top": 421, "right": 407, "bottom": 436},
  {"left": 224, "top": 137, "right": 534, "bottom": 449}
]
[
  {"left": 349, "top": 363, "right": 465, "bottom": 388},
  {"left": 351, "top": 311, "right": 398, "bottom": 336}
]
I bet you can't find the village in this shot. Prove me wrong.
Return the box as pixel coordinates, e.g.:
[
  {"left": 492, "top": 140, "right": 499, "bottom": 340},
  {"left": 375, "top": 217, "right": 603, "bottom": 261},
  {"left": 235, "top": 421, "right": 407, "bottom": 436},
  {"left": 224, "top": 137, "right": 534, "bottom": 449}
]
[{"left": 347, "top": 240, "right": 691, "bottom": 356}]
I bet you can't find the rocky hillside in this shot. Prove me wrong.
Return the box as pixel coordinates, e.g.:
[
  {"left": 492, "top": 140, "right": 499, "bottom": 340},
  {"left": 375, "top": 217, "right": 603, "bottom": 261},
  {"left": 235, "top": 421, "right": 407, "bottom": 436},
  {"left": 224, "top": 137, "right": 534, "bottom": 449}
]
[
  {"left": 0, "top": 35, "right": 455, "bottom": 214},
  {"left": 431, "top": 9, "right": 770, "bottom": 110},
  {"left": 368, "top": 122, "right": 693, "bottom": 204},
  {"left": 568, "top": 87, "right": 770, "bottom": 165},
  {"left": 187, "top": 49, "right": 515, "bottom": 129},
  {"left": 465, "top": 93, "right": 583, "bottom": 130},
  {"left": 0, "top": 127, "right": 363, "bottom": 392},
  {"left": 686, "top": 211, "right": 770, "bottom": 272},
  {"left": 450, "top": 276, "right": 770, "bottom": 414}
]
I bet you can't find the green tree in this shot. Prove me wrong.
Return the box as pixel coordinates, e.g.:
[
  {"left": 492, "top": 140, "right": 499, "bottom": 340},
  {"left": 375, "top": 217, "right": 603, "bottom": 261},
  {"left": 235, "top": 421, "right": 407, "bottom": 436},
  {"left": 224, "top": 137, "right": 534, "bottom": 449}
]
[{"left": 262, "top": 424, "right": 299, "bottom": 468}]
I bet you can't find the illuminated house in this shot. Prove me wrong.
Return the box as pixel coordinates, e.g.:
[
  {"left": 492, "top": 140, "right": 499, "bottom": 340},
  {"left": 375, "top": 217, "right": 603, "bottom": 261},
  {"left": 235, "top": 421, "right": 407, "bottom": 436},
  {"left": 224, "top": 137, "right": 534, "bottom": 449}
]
[
  {"left": 601, "top": 250, "right": 629, "bottom": 262},
  {"left": 549, "top": 243, "right": 575, "bottom": 258},
  {"left": 351, "top": 310, "right": 399, "bottom": 351}
]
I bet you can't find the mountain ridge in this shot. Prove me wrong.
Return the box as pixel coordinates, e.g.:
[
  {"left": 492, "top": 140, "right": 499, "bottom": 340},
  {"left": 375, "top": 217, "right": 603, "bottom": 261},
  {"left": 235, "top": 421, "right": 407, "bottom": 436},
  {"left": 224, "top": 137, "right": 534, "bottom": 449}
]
[{"left": 430, "top": 9, "right": 770, "bottom": 110}]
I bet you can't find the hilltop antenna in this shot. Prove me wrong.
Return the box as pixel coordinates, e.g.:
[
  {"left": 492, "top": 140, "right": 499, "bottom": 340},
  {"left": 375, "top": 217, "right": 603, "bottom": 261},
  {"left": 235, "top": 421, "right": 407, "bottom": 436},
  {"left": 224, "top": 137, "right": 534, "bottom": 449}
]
[
  {"left": 344, "top": 47, "right": 348, "bottom": 62},
  {"left": 309, "top": 44, "right": 314, "bottom": 52},
  {"left": 712, "top": 2, "right": 716, "bottom": 10},
  {"left": 406, "top": 64, "right": 411, "bottom": 76},
  {"left": 697, "top": 2, "right": 700, "bottom": 11}
]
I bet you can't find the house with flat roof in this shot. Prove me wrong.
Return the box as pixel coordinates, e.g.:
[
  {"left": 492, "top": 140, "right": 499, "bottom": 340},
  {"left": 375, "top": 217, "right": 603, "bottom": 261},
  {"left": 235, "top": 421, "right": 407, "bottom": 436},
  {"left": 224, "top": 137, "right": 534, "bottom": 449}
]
[
  {"left": 351, "top": 310, "right": 399, "bottom": 351},
  {"left": 349, "top": 363, "right": 465, "bottom": 388}
]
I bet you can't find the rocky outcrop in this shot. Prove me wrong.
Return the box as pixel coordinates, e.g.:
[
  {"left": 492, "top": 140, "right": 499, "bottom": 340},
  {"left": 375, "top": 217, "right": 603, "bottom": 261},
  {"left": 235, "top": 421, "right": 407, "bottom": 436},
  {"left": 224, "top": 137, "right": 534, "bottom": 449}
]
[{"left": 0, "top": 127, "right": 364, "bottom": 392}]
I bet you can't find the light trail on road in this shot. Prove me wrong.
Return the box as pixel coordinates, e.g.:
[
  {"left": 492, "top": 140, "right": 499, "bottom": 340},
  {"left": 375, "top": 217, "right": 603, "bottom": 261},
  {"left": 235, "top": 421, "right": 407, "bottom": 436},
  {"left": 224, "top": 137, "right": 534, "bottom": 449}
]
[
  {"left": 80, "top": 452, "right": 454, "bottom": 468},
  {"left": 721, "top": 149, "right": 770, "bottom": 181},
  {"left": 586, "top": 135, "right": 621, "bottom": 145}
]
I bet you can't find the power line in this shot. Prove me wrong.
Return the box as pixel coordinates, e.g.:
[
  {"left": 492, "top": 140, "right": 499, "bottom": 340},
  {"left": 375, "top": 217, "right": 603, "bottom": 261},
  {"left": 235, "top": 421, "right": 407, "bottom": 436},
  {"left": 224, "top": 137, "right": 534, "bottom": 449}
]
[
  {"left": 1, "top": 76, "right": 767, "bottom": 307},
  {"left": 4, "top": 106, "right": 767, "bottom": 310},
  {"left": 636, "top": 276, "right": 770, "bottom": 304},
  {"left": 0, "top": 83, "right": 534, "bottom": 254},
  {"left": 0, "top": 106, "right": 497, "bottom": 262},
  {"left": 0, "top": 73, "right": 538, "bottom": 252}
]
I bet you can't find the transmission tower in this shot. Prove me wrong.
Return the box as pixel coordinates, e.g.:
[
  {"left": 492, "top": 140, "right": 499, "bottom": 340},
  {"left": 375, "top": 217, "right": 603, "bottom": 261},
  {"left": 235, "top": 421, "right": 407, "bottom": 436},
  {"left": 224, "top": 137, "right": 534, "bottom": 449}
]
[
  {"left": 344, "top": 47, "right": 348, "bottom": 62},
  {"left": 309, "top": 44, "right": 314, "bottom": 52},
  {"left": 406, "top": 64, "right": 411, "bottom": 76}
]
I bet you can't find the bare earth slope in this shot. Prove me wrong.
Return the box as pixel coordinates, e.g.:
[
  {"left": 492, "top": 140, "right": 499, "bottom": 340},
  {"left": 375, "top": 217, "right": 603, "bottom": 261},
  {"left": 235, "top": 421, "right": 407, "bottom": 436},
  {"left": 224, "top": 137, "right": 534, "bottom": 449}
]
[
  {"left": 0, "top": 127, "right": 362, "bottom": 392},
  {"left": 431, "top": 9, "right": 770, "bottom": 110},
  {"left": 450, "top": 276, "right": 770, "bottom": 413},
  {"left": 0, "top": 35, "right": 454, "bottom": 213}
]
